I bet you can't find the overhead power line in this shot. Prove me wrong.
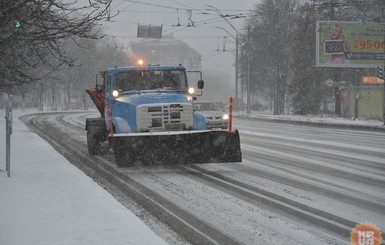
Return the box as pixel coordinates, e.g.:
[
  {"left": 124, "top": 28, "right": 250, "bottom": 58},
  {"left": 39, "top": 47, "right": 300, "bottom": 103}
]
[
  {"left": 108, "top": 34, "right": 232, "bottom": 39},
  {"left": 120, "top": 0, "right": 253, "bottom": 12}
]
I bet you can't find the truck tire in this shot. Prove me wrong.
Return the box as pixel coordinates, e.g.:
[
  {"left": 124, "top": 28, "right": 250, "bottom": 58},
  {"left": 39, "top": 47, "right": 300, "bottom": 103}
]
[
  {"left": 87, "top": 128, "right": 101, "bottom": 155},
  {"left": 86, "top": 118, "right": 107, "bottom": 156}
]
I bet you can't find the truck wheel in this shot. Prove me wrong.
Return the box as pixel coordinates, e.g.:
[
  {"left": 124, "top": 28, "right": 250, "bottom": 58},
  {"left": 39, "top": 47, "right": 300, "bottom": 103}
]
[{"left": 87, "top": 128, "right": 101, "bottom": 155}]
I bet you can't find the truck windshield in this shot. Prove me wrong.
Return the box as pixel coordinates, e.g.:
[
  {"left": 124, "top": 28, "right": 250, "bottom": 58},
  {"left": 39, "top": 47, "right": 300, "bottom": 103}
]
[{"left": 114, "top": 69, "right": 188, "bottom": 92}]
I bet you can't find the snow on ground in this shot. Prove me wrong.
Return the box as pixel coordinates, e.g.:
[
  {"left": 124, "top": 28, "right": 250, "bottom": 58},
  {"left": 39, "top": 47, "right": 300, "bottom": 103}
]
[
  {"left": 0, "top": 108, "right": 383, "bottom": 245},
  {"left": 0, "top": 110, "right": 168, "bottom": 245},
  {"left": 235, "top": 111, "right": 385, "bottom": 129}
]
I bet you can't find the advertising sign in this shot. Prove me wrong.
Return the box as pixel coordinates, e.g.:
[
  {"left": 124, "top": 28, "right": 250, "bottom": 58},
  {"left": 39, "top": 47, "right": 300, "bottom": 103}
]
[
  {"left": 316, "top": 21, "right": 385, "bottom": 68},
  {"left": 362, "top": 76, "right": 384, "bottom": 84}
]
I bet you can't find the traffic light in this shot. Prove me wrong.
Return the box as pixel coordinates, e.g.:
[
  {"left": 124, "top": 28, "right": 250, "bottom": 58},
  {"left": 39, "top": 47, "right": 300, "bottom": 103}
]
[
  {"left": 377, "top": 66, "right": 384, "bottom": 79},
  {"left": 15, "top": 20, "right": 21, "bottom": 28}
]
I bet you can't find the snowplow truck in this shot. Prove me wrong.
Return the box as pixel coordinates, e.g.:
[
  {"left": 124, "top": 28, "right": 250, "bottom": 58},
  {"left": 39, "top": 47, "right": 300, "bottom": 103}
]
[{"left": 85, "top": 65, "right": 242, "bottom": 166}]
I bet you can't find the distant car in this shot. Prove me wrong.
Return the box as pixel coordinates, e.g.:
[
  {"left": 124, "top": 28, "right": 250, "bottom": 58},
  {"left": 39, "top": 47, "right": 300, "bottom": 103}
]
[
  {"left": 194, "top": 101, "right": 229, "bottom": 129},
  {"left": 214, "top": 102, "right": 227, "bottom": 112}
]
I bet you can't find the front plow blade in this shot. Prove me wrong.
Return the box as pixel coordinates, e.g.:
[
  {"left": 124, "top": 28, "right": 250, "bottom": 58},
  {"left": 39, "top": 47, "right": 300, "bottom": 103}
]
[{"left": 109, "top": 130, "right": 242, "bottom": 166}]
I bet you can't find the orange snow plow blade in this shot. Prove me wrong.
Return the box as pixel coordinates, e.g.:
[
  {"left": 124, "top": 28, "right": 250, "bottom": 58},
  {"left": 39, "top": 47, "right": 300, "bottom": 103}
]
[
  {"left": 109, "top": 130, "right": 242, "bottom": 166},
  {"left": 86, "top": 88, "right": 105, "bottom": 116}
]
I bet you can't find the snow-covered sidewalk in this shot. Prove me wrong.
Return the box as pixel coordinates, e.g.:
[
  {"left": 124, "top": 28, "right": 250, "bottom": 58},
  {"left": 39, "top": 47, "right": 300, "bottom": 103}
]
[
  {"left": 235, "top": 111, "right": 385, "bottom": 130},
  {"left": 0, "top": 112, "right": 168, "bottom": 245}
]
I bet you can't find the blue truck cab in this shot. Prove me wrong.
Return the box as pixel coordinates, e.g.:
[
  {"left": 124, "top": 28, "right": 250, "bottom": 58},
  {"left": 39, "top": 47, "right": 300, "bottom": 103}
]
[{"left": 103, "top": 65, "right": 207, "bottom": 134}]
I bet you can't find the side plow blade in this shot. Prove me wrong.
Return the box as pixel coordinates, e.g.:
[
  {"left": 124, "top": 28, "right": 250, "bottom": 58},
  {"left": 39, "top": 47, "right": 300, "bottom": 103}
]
[{"left": 109, "top": 130, "right": 242, "bottom": 166}]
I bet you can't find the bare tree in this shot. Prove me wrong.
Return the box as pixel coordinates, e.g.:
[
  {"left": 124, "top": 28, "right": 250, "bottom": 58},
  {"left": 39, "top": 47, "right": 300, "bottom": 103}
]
[
  {"left": 45, "top": 36, "right": 131, "bottom": 111},
  {"left": 240, "top": 0, "right": 299, "bottom": 114},
  {"left": 0, "top": 0, "right": 112, "bottom": 92}
]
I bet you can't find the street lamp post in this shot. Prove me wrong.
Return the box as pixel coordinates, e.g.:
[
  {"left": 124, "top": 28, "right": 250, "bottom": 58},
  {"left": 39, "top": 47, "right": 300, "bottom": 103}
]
[
  {"left": 5, "top": 93, "right": 13, "bottom": 178},
  {"left": 208, "top": 5, "right": 239, "bottom": 112}
]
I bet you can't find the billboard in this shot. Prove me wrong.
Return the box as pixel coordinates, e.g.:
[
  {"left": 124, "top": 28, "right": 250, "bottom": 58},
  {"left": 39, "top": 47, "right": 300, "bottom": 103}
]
[{"left": 316, "top": 21, "right": 385, "bottom": 68}]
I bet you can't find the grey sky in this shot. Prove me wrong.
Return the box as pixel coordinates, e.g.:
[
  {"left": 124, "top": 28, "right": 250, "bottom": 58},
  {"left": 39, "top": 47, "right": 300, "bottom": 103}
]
[{"left": 102, "top": 0, "right": 258, "bottom": 73}]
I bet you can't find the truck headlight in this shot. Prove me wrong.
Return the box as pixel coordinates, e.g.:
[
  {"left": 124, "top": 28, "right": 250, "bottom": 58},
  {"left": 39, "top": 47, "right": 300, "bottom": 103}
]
[
  {"left": 112, "top": 90, "right": 119, "bottom": 97},
  {"left": 188, "top": 87, "right": 195, "bottom": 95},
  {"left": 223, "top": 114, "right": 229, "bottom": 120}
]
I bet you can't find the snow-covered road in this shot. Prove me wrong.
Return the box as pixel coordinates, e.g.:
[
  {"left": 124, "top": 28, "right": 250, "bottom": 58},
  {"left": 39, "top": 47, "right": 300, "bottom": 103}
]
[{"left": 6, "top": 111, "right": 385, "bottom": 245}]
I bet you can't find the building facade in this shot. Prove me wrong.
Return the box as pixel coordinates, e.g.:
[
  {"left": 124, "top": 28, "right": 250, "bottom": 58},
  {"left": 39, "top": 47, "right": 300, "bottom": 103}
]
[{"left": 129, "top": 36, "right": 201, "bottom": 70}]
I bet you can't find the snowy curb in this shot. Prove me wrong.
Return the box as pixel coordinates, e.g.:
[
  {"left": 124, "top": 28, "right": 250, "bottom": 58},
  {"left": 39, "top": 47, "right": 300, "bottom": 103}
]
[{"left": 234, "top": 113, "right": 385, "bottom": 131}]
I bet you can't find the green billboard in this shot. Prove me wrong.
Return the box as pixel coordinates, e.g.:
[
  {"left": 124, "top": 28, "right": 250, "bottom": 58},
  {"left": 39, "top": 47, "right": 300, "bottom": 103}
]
[{"left": 316, "top": 21, "right": 385, "bottom": 68}]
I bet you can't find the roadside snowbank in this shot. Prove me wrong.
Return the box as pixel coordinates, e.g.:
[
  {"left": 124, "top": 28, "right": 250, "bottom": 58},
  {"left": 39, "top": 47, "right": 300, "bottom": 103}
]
[
  {"left": 0, "top": 111, "right": 168, "bottom": 245},
  {"left": 235, "top": 111, "right": 384, "bottom": 130}
]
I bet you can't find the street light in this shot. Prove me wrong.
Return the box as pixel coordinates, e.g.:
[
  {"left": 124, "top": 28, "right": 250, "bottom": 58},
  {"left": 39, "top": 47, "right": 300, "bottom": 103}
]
[{"left": 207, "top": 5, "right": 239, "bottom": 112}]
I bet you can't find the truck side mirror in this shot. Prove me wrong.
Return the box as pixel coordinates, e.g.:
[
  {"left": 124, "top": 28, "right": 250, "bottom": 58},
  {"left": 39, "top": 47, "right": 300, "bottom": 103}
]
[
  {"left": 197, "top": 80, "right": 204, "bottom": 89},
  {"left": 96, "top": 84, "right": 103, "bottom": 93}
]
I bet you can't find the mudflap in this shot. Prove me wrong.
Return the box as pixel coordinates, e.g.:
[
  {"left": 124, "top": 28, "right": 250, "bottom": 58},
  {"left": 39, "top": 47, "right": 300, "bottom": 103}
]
[{"left": 109, "top": 130, "right": 242, "bottom": 166}]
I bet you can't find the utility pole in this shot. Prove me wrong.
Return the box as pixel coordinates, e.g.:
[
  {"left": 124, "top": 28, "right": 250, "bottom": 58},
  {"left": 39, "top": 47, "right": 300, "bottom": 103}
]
[
  {"left": 5, "top": 94, "right": 13, "bottom": 178},
  {"left": 235, "top": 32, "right": 239, "bottom": 112},
  {"left": 247, "top": 25, "right": 251, "bottom": 114},
  {"left": 208, "top": 5, "right": 239, "bottom": 112}
]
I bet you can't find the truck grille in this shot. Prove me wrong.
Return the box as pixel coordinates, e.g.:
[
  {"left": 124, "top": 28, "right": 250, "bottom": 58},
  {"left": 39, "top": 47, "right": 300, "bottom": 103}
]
[{"left": 136, "top": 103, "right": 193, "bottom": 132}]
